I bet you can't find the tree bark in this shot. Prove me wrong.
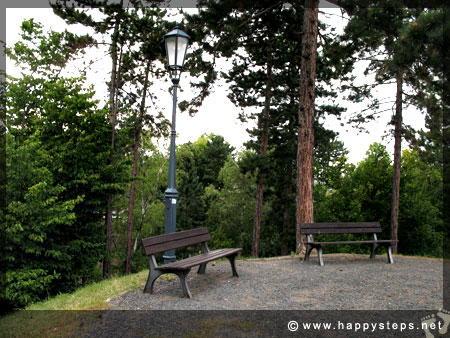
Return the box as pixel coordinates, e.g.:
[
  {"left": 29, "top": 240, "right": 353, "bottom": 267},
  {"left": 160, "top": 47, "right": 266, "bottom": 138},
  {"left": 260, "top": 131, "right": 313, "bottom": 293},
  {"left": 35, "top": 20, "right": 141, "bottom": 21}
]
[
  {"left": 390, "top": 72, "right": 403, "bottom": 254},
  {"left": 296, "top": 0, "right": 319, "bottom": 255},
  {"left": 125, "top": 61, "right": 151, "bottom": 275},
  {"left": 251, "top": 35, "right": 273, "bottom": 258},
  {"left": 103, "top": 11, "right": 122, "bottom": 279},
  {"left": 125, "top": 130, "right": 140, "bottom": 275},
  {"left": 281, "top": 160, "right": 293, "bottom": 256},
  {"left": 133, "top": 169, "right": 148, "bottom": 253},
  {"left": 103, "top": 196, "right": 113, "bottom": 279}
]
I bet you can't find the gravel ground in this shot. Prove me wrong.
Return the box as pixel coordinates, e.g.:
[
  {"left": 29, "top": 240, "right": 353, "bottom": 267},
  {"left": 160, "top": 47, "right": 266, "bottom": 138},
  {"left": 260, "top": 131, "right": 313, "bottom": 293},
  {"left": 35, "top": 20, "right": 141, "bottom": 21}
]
[
  {"left": 107, "top": 253, "right": 443, "bottom": 310},
  {"left": 74, "top": 254, "right": 444, "bottom": 337}
]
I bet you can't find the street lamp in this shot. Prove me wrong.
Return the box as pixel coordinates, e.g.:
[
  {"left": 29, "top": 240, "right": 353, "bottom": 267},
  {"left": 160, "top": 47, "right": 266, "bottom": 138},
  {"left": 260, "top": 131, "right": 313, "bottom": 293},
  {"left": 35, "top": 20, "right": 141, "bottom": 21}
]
[{"left": 163, "top": 26, "right": 190, "bottom": 264}]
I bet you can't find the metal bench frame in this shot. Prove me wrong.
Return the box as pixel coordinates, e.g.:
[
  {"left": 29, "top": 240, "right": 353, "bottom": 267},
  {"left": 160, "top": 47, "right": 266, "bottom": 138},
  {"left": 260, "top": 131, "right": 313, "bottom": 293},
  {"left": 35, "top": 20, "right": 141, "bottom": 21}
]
[
  {"left": 301, "top": 222, "right": 398, "bottom": 266},
  {"left": 142, "top": 228, "right": 241, "bottom": 298}
]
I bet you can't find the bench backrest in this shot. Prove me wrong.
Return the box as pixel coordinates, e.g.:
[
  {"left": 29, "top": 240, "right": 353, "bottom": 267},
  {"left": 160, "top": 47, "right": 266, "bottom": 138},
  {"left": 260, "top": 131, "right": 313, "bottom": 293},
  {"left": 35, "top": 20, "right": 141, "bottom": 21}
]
[
  {"left": 300, "top": 222, "right": 382, "bottom": 235},
  {"left": 142, "top": 227, "right": 211, "bottom": 256}
]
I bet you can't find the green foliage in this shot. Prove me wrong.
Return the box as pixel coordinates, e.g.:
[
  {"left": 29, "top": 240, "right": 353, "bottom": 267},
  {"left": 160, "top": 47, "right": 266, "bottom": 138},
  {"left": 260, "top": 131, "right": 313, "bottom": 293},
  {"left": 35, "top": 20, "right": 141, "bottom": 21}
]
[
  {"left": 314, "top": 142, "right": 443, "bottom": 257},
  {"left": 398, "top": 149, "right": 443, "bottom": 257},
  {"left": 6, "top": 19, "right": 94, "bottom": 75},
  {"left": 315, "top": 143, "right": 391, "bottom": 226},
  {"left": 206, "top": 156, "right": 255, "bottom": 255},
  {"left": 176, "top": 134, "right": 235, "bottom": 233},
  {"left": 5, "top": 269, "right": 60, "bottom": 308},
  {"left": 4, "top": 133, "right": 78, "bottom": 308},
  {"left": 177, "top": 142, "right": 207, "bottom": 232},
  {"left": 109, "top": 137, "right": 168, "bottom": 274},
  {"left": 3, "top": 20, "right": 126, "bottom": 309},
  {"left": 191, "top": 134, "right": 235, "bottom": 189},
  {"left": 394, "top": 9, "right": 444, "bottom": 169},
  {"left": 351, "top": 143, "right": 393, "bottom": 227}
]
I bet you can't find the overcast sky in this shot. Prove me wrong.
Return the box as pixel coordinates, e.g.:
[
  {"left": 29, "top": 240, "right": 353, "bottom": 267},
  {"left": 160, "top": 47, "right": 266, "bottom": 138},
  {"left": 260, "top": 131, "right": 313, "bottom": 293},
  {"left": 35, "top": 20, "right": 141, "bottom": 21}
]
[{"left": 5, "top": 6, "right": 425, "bottom": 164}]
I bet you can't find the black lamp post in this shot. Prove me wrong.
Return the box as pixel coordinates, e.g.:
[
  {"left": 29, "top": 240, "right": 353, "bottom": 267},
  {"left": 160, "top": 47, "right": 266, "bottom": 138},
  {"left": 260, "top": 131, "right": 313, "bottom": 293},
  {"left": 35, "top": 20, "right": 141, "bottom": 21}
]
[{"left": 163, "top": 26, "right": 190, "bottom": 264}]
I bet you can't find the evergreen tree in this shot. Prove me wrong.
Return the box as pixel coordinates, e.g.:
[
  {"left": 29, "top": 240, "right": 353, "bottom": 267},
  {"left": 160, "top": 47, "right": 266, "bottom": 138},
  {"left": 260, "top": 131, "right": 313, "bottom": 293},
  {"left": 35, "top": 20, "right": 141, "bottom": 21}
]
[
  {"left": 295, "top": 0, "right": 319, "bottom": 255},
  {"left": 326, "top": 0, "right": 444, "bottom": 252},
  {"left": 51, "top": 1, "right": 171, "bottom": 275}
]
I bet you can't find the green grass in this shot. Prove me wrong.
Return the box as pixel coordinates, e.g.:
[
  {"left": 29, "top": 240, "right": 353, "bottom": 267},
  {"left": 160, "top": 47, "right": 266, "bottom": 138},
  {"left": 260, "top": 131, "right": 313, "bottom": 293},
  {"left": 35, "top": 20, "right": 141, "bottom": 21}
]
[
  {"left": 0, "top": 270, "right": 151, "bottom": 338},
  {"left": 0, "top": 257, "right": 256, "bottom": 337},
  {"left": 0, "top": 256, "right": 260, "bottom": 337},
  {"left": 28, "top": 270, "right": 149, "bottom": 311}
]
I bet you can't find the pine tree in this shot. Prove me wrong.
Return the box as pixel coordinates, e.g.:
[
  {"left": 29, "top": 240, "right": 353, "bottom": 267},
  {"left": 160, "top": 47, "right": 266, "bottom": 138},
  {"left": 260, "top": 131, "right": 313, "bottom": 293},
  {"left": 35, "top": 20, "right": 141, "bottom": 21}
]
[
  {"left": 329, "top": 2, "right": 439, "bottom": 253},
  {"left": 295, "top": 0, "right": 319, "bottom": 255},
  {"left": 52, "top": 1, "right": 170, "bottom": 275}
]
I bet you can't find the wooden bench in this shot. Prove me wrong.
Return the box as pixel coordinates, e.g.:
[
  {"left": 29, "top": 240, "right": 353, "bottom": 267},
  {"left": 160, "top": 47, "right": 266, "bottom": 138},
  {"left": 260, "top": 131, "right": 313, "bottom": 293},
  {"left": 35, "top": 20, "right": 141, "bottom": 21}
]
[
  {"left": 300, "top": 222, "right": 398, "bottom": 266},
  {"left": 141, "top": 227, "right": 242, "bottom": 298}
]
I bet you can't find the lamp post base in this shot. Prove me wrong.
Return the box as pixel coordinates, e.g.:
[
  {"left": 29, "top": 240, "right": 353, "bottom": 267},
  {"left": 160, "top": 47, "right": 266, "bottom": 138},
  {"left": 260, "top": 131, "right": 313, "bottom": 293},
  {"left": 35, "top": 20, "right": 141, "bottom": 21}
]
[
  {"left": 163, "top": 253, "right": 176, "bottom": 265},
  {"left": 163, "top": 188, "right": 178, "bottom": 264}
]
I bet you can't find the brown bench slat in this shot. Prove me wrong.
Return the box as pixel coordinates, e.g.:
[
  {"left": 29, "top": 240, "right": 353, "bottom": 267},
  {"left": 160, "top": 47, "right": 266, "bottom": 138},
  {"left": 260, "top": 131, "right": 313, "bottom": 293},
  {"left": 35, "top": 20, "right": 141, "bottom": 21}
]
[
  {"left": 300, "top": 222, "right": 396, "bottom": 266},
  {"left": 158, "top": 248, "right": 233, "bottom": 270},
  {"left": 157, "top": 248, "right": 242, "bottom": 271},
  {"left": 301, "top": 222, "right": 381, "bottom": 229},
  {"left": 143, "top": 233, "right": 211, "bottom": 255},
  {"left": 142, "top": 228, "right": 242, "bottom": 298},
  {"left": 142, "top": 227, "right": 209, "bottom": 247},
  {"left": 302, "top": 227, "right": 382, "bottom": 234},
  {"left": 307, "top": 239, "right": 398, "bottom": 245}
]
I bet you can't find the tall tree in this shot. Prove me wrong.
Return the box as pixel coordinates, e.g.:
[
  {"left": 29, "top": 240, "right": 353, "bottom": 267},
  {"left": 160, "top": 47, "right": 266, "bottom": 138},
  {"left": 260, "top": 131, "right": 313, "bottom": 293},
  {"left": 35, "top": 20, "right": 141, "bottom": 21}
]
[
  {"left": 296, "top": 0, "right": 319, "bottom": 255},
  {"left": 122, "top": 6, "right": 168, "bottom": 275},
  {"left": 394, "top": 9, "right": 444, "bottom": 168},
  {"left": 125, "top": 60, "right": 151, "bottom": 275},
  {"left": 186, "top": 1, "right": 285, "bottom": 257},
  {"left": 331, "top": 2, "right": 434, "bottom": 253},
  {"left": 186, "top": 2, "right": 348, "bottom": 256},
  {"left": 52, "top": 0, "right": 127, "bottom": 278},
  {"left": 52, "top": 1, "right": 170, "bottom": 276}
]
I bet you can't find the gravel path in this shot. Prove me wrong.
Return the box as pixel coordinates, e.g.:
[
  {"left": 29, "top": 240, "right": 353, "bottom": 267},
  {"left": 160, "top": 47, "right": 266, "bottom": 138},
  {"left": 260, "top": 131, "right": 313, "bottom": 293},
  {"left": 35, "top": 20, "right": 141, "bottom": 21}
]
[
  {"left": 74, "top": 254, "right": 443, "bottom": 338},
  {"left": 107, "top": 254, "right": 443, "bottom": 310}
]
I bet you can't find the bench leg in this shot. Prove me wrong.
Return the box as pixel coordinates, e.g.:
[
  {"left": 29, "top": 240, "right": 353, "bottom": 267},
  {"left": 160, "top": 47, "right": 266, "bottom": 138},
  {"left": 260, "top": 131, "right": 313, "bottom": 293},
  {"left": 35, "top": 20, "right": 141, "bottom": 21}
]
[
  {"left": 197, "top": 263, "right": 207, "bottom": 274},
  {"left": 175, "top": 270, "right": 192, "bottom": 298},
  {"left": 317, "top": 246, "right": 324, "bottom": 266},
  {"left": 227, "top": 254, "right": 239, "bottom": 277},
  {"left": 370, "top": 243, "right": 379, "bottom": 260},
  {"left": 386, "top": 244, "right": 394, "bottom": 264},
  {"left": 371, "top": 243, "right": 394, "bottom": 264},
  {"left": 143, "top": 269, "right": 163, "bottom": 294},
  {"left": 305, "top": 244, "right": 314, "bottom": 261}
]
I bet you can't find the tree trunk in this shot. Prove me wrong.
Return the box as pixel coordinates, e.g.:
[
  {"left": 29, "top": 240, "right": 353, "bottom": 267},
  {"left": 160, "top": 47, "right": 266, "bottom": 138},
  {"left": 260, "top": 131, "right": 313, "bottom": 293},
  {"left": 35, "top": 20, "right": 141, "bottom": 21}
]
[
  {"left": 133, "top": 172, "right": 147, "bottom": 253},
  {"left": 125, "top": 130, "right": 140, "bottom": 275},
  {"left": 296, "top": 0, "right": 319, "bottom": 255},
  {"left": 390, "top": 73, "right": 403, "bottom": 254},
  {"left": 251, "top": 36, "right": 273, "bottom": 258},
  {"left": 103, "top": 12, "right": 122, "bottom": 279},
  {"left": 281, "top": 160, "right": 293, "bottom": 256},
  {"left": 103, "top": 195, "right": 113, "bottom": 279},
  {"left": 125, "top": 61, "right": 151, "bottom": 275}
]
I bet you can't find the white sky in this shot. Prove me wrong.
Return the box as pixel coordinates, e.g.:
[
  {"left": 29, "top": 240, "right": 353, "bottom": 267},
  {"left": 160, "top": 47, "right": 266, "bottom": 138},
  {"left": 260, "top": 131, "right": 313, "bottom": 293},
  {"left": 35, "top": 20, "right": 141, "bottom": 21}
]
[{"left": 5, "top": 7, "right": 426, "bottom": 165}]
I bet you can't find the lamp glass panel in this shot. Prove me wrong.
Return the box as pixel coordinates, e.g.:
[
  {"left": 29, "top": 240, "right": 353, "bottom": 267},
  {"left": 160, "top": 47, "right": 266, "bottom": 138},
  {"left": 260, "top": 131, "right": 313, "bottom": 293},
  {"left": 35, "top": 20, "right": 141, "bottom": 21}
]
[
  {"left": 176, "top": 36, "right": 188, "bottom": 67},
  {"left": 165, "top": 36, "right": 176, "bottom": 67}
]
